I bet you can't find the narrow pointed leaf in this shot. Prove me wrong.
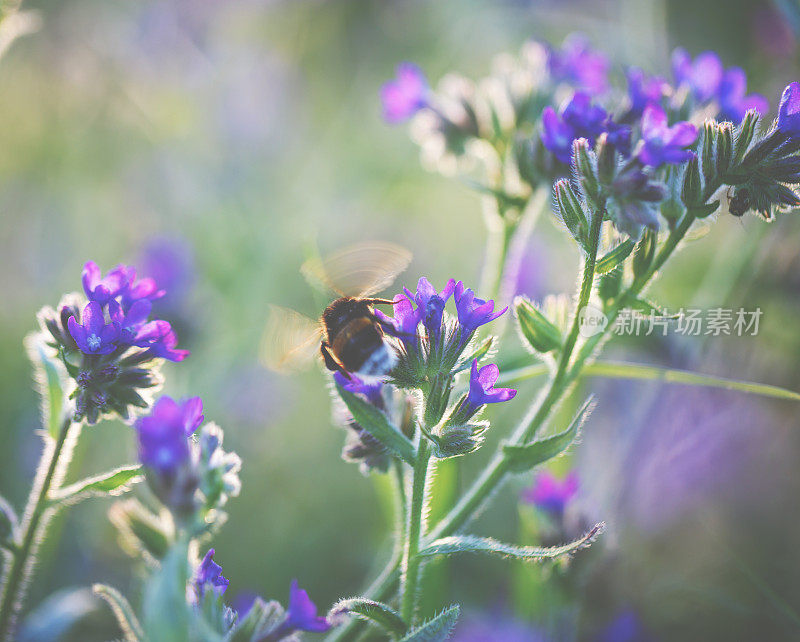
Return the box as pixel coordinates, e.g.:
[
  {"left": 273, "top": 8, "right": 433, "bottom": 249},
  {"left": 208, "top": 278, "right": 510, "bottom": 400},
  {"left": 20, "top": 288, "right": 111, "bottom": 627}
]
[
  {"left": 399, "top": 604, "right": 460, "bottom": 642},
  {"left": 628, "top": 298, "right": 680, "bottom": 318},
  {"left": 494, "top": 360, "right": 800, "bottom": 402},
  {"left": 419, "top": 524, "right": 604, "bottom": 562},
  {"left": 595, "top": 240, "right": 635, "bottom": 274},
  {"left": 514, "top": 296, "right": 562, "bottom": 354},
  {"left": 453, "top": 337, "right": 494, "bottom": 374},
  {"left": 502, "top": 397, "right": 593, "bottom": 472},
  {"left": 329, "top": 598, "right": 407, "bottom": 637},
  {"left": 51, "top": 465, "right": 143, "bottom": 504},
  {"left": 94, "top": 583, "right": 144, "bottom": 642},
  {"left": 26, "top": 336, "right": 68, "bottom": 439},
  {"left": 337, "top": 387, "right": 416, "bottom": 465}
]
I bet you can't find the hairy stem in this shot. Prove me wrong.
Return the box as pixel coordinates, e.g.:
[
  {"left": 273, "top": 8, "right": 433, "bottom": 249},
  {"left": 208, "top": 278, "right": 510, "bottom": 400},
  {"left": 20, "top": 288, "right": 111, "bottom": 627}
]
[
  {"left": 400, "top": 438, "right": 430, "bottom": 625},
  {"left": 0, "top": 416, "right": 75, "bottom": 641}
]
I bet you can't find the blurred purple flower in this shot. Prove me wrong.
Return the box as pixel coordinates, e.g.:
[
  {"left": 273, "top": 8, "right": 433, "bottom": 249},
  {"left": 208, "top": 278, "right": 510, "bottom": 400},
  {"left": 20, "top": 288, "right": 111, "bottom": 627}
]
[
  {"left": 334, "top": 371, "right": 383, "bottom": 408},
  {"left": 67, "top": 302, "right": 119, "bottom": 355},
  {"left": 540, "top": 106, "right": 575, "bottom": 163},
  {"left": 404, "top": 277, "right": 456, "bottom": 341},
  {"left": 281, "top": 580, "right": 331, "bottom": 634},
  {"left": 626, "top": 68, "right": 669, "bottom": 115},
  {"left": 138, "top": 236, "right": 195, "bottom": 307},
  {"left": 717, "top": 68, "right": 768, "bottom": 124},
  {"left": 194, "top": 548, "right": 229, "bottom": 598},
  {"left": 134, "top": 395, "right": 194, "bottom": 471},
  {"left": 671, "top": 48, "right": 723, "bottom": 102},
  {"left": 454, "top": 281, "right": 507, "bottom": 343},
  {"left": 453, "top": 612, "right": 551, "bottom": 642},
  {"left": 381, "top": 62, "right": 429, "bottom": 123},
  {"left": 595, "top": 609, "right": 655, "bottom": 642},
  {"left": 754, "top": 5, "right": 797, "bottom": 59},
  {"left": 522, "top": 470, "right": 579, "bottom": 517},
  {"left": 637, "top": 105, "right": 697, "bottom": 168},
  {"left": 82, "top": 261, "right": 132, "bottom": 305},
  {"left": 778, "top": 82, "right": 800, "bottom": 137},
  {"left": 548, "top": 33, "right": 609, "bottom": 95},
  {"left": 467, "top": 360, "right": 516, "bottom": 408}
]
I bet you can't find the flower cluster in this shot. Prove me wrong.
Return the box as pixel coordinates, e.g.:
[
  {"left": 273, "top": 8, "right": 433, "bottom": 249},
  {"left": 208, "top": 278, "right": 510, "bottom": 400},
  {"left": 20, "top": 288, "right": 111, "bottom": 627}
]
[
  {"left": 332, "top": 277, "right": 516, "bottom": 463},
  {"left": 134, "top": 395, "right": 240, "bottom": 520},
  {"left": 38, "top": 261, "right": 189, "bottom": 423},
  {"left": 191, "top": 551, "right": 331, "bottom": 640}
]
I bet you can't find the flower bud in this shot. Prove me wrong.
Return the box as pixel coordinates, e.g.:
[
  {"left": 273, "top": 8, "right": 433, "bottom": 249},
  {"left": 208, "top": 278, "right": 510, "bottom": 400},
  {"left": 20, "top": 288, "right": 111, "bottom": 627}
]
[
  {"left": 733, "top": 110, "right": 759, "bottom": 166},
  {"left": 554, "top": 179, "right": 589, "bottom": 251},
  {"left": 573, "top": 138, "right": 601, "bottom": 206},
  {"left": 595, "top": 132, "right": 616, "bottom": 184},
  {"left": 701, "top": 121, "right": 717, "bottom": 184},
  {"left": 433, "top": 422, "right": 488, "bottom": 458},
  {"left": 633, "top": 229, "right": 656, "bottom": 279},
  {"left": 514, "top": 296, "right": 562, "bottom": 354},
  {"left": 715, "top": 122, "right": 733, "bottom": 176},
  {"left": 681, "top": 156, "right": 703, "bottom": 207},
  {"left": 598, "top": 268, "right": 623, "bottom": 303}
]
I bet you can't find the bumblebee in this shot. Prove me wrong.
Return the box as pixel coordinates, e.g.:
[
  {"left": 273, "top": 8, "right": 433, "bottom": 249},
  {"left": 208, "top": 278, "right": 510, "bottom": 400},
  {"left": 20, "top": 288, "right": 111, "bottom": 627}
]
[{"left": 262, "top": 242, "right": 412, "bottom": 380}]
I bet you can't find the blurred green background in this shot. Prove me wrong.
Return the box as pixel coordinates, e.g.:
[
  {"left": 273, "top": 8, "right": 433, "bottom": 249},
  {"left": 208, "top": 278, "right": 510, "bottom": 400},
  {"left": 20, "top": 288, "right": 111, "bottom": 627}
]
[{"left": 2, "top": 0, "right": 800, "bottom": 640}]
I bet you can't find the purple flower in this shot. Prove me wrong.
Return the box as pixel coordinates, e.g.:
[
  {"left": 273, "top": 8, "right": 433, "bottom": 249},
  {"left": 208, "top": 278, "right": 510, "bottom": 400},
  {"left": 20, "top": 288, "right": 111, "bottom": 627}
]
[
  {"left": 381, "top": 62, "right": 429, "bottom": 123},
  {"left": 67, "top": 301, "right": 120, "bottom": 355},
  {"left": 136, "top": 320, "right": 190, "bottom": 362},
  {"left": 403, "top": 277, "right": 456, "bottom": 341},
  {"left": 541, "top": 92, "right": 628, "bottom": 163},
  {"left": 540, "top": 106, "right": 576, "bottom": 163},
  {"left": 717, "top": 68, "right": 768, "bottom": 123},
  {"left": 671, "top": 48, "right": 723, "bottom": 103},
  {"left": 636, "top": 104, "right": 697, "bottom": 168},
  {"left": 548, "top": 34, "right": 609, "bottom": 95},
  {"left": 454, "top": 281, "right": 507, "bottom": 342},
  {"left": 281, "top": 580, "right": 331, "bottom": 634},
  {"left": 778, "top": 82, "right": 800, "bottom": 136},
  {"left": 120, "top": 270, "right": 165, "bottom": 310},
  {"left": 194, "top": 548, "right": 229, "bottom": 598},
  {"left": 134, "top": 395, "right": 195, "bottom": 471},
  {"left": 467, "top": 360, "right": 516, "bottom": 408},
  {"left": 82, "top": 261, "right": 133, "bottom": 305},
  {"left": 595, "top": 609, "right": 655, "bottom": 642},
  {"left": 521, "top": 470, "right": 579, "bottom": 516},
  {"left": 333, "top": 371, "right": 383, "bottom": 407},
  {"left": 374, "top": 293, "right": 423, "bottom": 346},
  {"left": 109, "top": 299, "right": 152, "bottom": 345},
  {"left": 626, "top": 67, "right": 669, "bottom": 115},
  {"left": 138, "top": 236, "right": 195, "bottom": 305}
]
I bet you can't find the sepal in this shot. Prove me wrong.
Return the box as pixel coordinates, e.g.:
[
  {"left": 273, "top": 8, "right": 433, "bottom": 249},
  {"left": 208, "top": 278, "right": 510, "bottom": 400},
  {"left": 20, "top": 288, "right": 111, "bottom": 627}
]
[
  {"left": 328, "top": 598, "right": 407, "bottom": 637},
  {"left": 433, "top": 422, "right": 489, "bottom": 459},
  {"left": 595, "top": 240, "right": 635, "bottom": 275},
  {"left": 632, "top": 229, "right": 656, "bottom": 279},
  {"left": 514, "top": 296, "right": 562, "bottom": 354},
  {"left": 554, "top": 179, "right": 589, "bottom": 251},
  {"left": 225, "top": 598, "right": 286, "bottom": 642},
  {"left": 109, "top": 499, "right": 173, "bottom": 563}
]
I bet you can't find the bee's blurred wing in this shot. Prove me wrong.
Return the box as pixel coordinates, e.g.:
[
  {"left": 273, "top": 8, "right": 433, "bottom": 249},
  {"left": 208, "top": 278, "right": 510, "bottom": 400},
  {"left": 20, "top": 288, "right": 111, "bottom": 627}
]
[
  {"left": 260, "top": 306, "right": 322, "bottom": 373},
  {"left": 300, "top": 241, "right": 412, "bottom": 297}
]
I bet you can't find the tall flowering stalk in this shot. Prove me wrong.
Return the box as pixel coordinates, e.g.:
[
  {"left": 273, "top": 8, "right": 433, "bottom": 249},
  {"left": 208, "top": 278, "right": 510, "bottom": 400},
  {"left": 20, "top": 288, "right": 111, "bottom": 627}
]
[
  {"left": 0, "top": 262, "right": 189, "bottom": 640},
  {"left": 322, "top": 36, "right": 800, "bottom": 641}
]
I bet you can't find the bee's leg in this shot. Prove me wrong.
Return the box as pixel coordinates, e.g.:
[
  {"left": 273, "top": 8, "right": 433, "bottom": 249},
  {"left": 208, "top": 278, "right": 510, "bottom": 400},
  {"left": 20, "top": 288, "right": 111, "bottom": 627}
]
[{"left": 321, "top": 341, "right": 351, "bottom": 378}]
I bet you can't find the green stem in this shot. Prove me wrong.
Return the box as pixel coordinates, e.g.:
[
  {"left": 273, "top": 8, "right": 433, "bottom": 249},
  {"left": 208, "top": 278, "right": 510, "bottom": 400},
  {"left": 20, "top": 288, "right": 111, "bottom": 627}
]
[
  {"left": 0, "top": 416, "right": 74, "bottom": 641},
  {"left": 400, "top": 438, "right": 430, "bottom": 625}
]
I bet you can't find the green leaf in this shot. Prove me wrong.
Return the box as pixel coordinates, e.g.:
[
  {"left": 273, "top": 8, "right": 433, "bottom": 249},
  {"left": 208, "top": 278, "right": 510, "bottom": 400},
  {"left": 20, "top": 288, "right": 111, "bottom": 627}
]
[
  {"left": 453, "top": 336, "right": 494, "bottom": 374},
  {"left": 494, "top": 360, "right": 800, "bottom": 402},
  {"left": 514, "top": 296, "right": 562, "bottom": 354},
  {"left": 689, "top": 200, "right": 721, "bottom": 218},
  {"left": 26, "top": 335, "right": 68, "bottom": 439},
  {"left": 419, "top": 523, "right": 604, "bottom": 562},
  {"left": 94, "top": 583, "right": 144, "bottom": 642},
  {"left": 337, "top": 386, "right": 416, "bottom": 465},
  {"left": 109, "top": 498, "right": 172, "bottom": 562},
  {"left": 399, "top": 604, "right": 460, "bottom": 642},
  {"left": 51, "top": 465, "right": 143, "bottom": 504},
  {"left": 502, "top": 396, "right": 593, "bottom": 472},
  {"left": 628, "top": 298, "right": 680, "bottom": 318},
  {"left": 142, "top": 538, "right": 191, "bottom": 642},
  {"left": 595, "top": 240, "right": 635, "bottom": 274},
  {"left": 329, "top": 598, "right": 407, "bottom": 637},
  {"left": 584, "top": 360, "right": 800, "bottom": 401}
]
